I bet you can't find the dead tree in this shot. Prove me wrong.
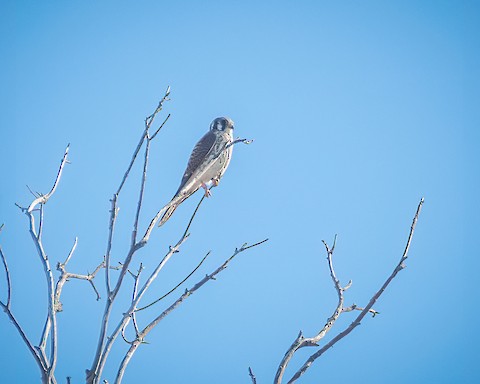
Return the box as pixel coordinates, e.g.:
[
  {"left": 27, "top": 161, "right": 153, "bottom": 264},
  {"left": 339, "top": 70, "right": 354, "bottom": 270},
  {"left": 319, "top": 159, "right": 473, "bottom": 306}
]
[{"left": 0, "top": 88, "right": 423, "bottom": 383}]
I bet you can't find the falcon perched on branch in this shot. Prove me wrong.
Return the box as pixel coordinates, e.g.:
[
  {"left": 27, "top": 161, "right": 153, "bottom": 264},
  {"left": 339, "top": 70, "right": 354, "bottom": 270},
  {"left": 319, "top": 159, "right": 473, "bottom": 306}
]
[{"left": 158, "top": 117, "right": 235, "bottom": 226}]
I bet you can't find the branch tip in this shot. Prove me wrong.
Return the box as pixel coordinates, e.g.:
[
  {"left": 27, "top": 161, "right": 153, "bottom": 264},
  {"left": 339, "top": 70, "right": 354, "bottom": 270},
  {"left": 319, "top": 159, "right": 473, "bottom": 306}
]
[{"left": 248, "top": 366, "right": 257, "bottom": 384}]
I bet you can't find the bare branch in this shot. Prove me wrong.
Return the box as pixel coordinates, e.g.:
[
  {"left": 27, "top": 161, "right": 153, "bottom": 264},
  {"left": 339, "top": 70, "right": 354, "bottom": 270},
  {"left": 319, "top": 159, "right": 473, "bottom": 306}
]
[
  {"left": 144, "top": 86, "right": 171, "bottom": 129},
  {"left": 136, "top": 251, "right": 211, "bottom": 312},
  {"left": 0, "top": 300, "right": 47, "bottom": 377},
  {"left": 342, "top": 304, "right": 379, "bottom": 317},
  {"left": 88, "top": 91, "right": 172, "bottom": 384},
  {"left": 274, "top": 235, "right": 344, "bottom": 384},
  {"left": 120, "top": 321, "right": 135, "bottom": 345},
  {"left": 182, "top": 195, "right": 207, "bottom": 237},
  {"left": 38, "top": 204, "right": 45, "bottom": 239},
  {"left": 287, "top": 197, "right": 425, "bottom": 383},
  {"left": 0, "top": 246, "right": 12, "bottom": 309},
  {"left": 98, "top": 234, "right": 191, "bottom": 377},
  {"left": 38, "top": 316, "right": 50, "bottom": 363},
  {"left": 26, "top": 184, "right": 41, "bottom": 198},
  {"left": 55, "top": 258, "right": 106, "bottom": 311},
  {"left": 94, "top": 194, "right": 213, "bottom": 382},
  {"left": 105, "top": 196, "right": 119, "bottom": 295},
  {"left": 226, "top": 137, "right": 254, "bottom": 149},
  {"left": 116, "top": 86, "right": 170, "bottom": 195},
  {"left": 131, "top": 264, "right": 144, "bottom": 338},
  {"left": 27, "top": 144, "right": 70, "bottom": 213},
  {"left": 19, "top": 146, "right": 71, "bottom": 382},
  {"left": 150, "top": 113, "right": 171, "bottom": 141},
  {"left": 249, "top": 367, "right": 257, "bottom": 384},
  {"left": 114, "top": 239, "right": 268, "bottom": 383},
  {"left": 131, "top": 134, "right": 150, "bottom": 247},
  {"left": 63, "top": 237, "right": 78, "bottom": 266}
]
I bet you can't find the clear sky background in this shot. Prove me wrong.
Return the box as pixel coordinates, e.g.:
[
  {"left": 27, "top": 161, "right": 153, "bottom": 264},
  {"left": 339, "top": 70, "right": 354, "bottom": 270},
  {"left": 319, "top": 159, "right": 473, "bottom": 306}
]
[{"left": 1, "top": 1, "right": 479, "bottom": 383}]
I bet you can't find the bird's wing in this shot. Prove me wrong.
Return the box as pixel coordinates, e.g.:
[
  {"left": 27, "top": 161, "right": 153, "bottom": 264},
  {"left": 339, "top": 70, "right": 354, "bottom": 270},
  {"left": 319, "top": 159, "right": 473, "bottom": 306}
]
[{"left": 175, "top": 130, "right": 218, "bottom": 195}]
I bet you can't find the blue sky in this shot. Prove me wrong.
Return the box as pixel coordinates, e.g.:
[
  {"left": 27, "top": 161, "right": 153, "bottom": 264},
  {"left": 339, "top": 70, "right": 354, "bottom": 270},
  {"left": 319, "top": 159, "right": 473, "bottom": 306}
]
[{"left": 1, "top": 1, "right": 479, "bottom": 383}]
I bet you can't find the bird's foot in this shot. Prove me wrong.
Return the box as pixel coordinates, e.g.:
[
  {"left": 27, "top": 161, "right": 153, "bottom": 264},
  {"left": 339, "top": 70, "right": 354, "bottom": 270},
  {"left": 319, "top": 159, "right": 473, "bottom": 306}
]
[
  {"left": 201, "top": 182, "right": 212, "bottom": 197},
  {"left": 211, "top": 177, "right": 220, "bottom": 187}
]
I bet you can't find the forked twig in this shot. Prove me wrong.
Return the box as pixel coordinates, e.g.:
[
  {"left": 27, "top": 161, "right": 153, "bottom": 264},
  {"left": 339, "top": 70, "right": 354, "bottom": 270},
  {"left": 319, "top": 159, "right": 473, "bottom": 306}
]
[
  {"left": 2, "top": 145, "right": 71, "bottom": 384},
  {"left": 274, "top": 235, "right": 345, "bottom": 383},
  {"left": 95, "top": 196, "right": 207, "bottom": 380},
  {"left": 26, "top": 144, "right": 70, "bottom": 213},
  {"left": 286, "top": 198, "right": 424, "bottom": 383},
  {"left": 114, "top": 238, "right": 269, "bottom": 384},
  {"left": 116, "top": 87, "right": 170, "bottom": 195},
  {"left": 88, "top": 89, "right": 171, "bottom": 384}
]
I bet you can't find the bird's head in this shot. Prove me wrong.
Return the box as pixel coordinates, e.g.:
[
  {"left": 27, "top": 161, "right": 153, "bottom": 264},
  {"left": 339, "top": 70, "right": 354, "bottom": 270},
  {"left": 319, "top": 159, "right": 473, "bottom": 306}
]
[{"left": 210, "top": 117, "right": 234, "bottom": 132}]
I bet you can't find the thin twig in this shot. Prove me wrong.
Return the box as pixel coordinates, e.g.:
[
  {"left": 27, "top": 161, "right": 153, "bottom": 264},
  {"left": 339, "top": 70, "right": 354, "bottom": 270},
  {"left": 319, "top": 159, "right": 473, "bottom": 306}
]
[
  {"left": 0, "top": 301, "right": 47, "bottom": 375},
  {"left": 88, "top": 90, "right": 171, "bottom": 384},
  {"left": 150, "top": 113, "right": 171, "bottom": 141},
  {"left": 38, "top": 317, "right": 50, "bottom": 364},
  {"left": 63, "top": 237, "right": 78, "bottom": 266},
  {"left": 0, "top": 246, "right": 12, "bottom": 309},
  {"left": 249, "top": 367, "right": 257, "bottom": 384},
  {"left": 287, "top": 198, "right": 425, "bottom": 383},
  {"left": 131, "top": 135, "right": 150, "bottom": 247},
  {"left": 342, "top": 304, "right": 379, "bottom": 317},
  {"left": 23, "top": 145, "right": 71, "bottom": 383},
  {"left": 55, "top": 259, "right": 106, "bottom": 310},
  {"left": 136, "top": 251, "right": 211, "bottom": 312},
  {"left": 105, "top": 196, "right": 119, "bottom": 295},
  {"left": 26, "top": 184, "right": 40, "bottom": 198},
  {"left": 116, "top": 86, "right": 170, "bottom": 195},
  {"left": 226, "top": 137, "right": 254, "bottom": 149},
  {"left": 131, "top": 264, "right": 144, "bottom": 337},
  {"left": 182, "top": 195, "right": 206, "bottom": 238},
  {"left": 27, "top": 144, "right": 70, "bottom": 213},
  {"left": 121, "top": 321, "right": 135, "bottom": 345},
  {"left": 38, "top": 204, "right": 44, "bottom": 239}
]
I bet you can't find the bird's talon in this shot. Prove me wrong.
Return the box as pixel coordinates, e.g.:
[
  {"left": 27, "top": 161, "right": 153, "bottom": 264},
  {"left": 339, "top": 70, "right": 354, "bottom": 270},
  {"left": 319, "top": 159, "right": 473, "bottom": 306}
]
[{"left": 201, "top": 183, "right": 212, "bottom": 198}]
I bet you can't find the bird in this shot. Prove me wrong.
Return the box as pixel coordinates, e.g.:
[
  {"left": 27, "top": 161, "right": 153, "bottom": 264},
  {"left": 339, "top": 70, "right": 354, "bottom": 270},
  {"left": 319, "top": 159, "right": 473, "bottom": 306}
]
[{"left": 158, "top": 117, "right": 235, "bottom": 226}]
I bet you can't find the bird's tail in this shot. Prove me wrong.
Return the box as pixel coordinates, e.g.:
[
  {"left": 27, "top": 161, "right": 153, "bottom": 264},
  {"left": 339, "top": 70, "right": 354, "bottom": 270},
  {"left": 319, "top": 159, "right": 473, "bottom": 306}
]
[
  {"left": 158, "top": 195, "right": 188, "bottom": 227},
  {"left": 158, "top": 204, "right": 177, "bottom": 227}
]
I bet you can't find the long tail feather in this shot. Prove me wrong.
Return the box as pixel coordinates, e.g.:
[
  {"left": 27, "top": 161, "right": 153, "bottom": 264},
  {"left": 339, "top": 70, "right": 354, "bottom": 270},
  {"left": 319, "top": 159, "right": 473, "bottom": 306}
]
[
  {"left": 158, "top": 204, "right": 178, "bottom": 227},
  {"left": 158, "top": 194, "right": 190, "bottom": 227}
]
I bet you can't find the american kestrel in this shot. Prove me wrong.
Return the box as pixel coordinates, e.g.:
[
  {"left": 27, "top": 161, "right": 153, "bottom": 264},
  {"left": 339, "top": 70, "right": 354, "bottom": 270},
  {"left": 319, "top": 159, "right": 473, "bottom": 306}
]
[{"left": 158, "top": 117, "right": 235, "bottom": 226}]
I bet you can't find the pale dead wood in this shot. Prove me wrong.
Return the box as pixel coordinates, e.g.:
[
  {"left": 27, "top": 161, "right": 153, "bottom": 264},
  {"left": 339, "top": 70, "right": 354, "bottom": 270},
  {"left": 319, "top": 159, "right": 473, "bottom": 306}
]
[
  {"left": 94, "top": 195, "right": 206, "bottom": 381},
  {"left": 285, "top": 198, "right": 424, "bottom": 383},
  {"left": 88, "top": 88, "right": 174, "bottom": 384},
  {"left": 274, "top": 235, "right": 346, "bottom": 383}
]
